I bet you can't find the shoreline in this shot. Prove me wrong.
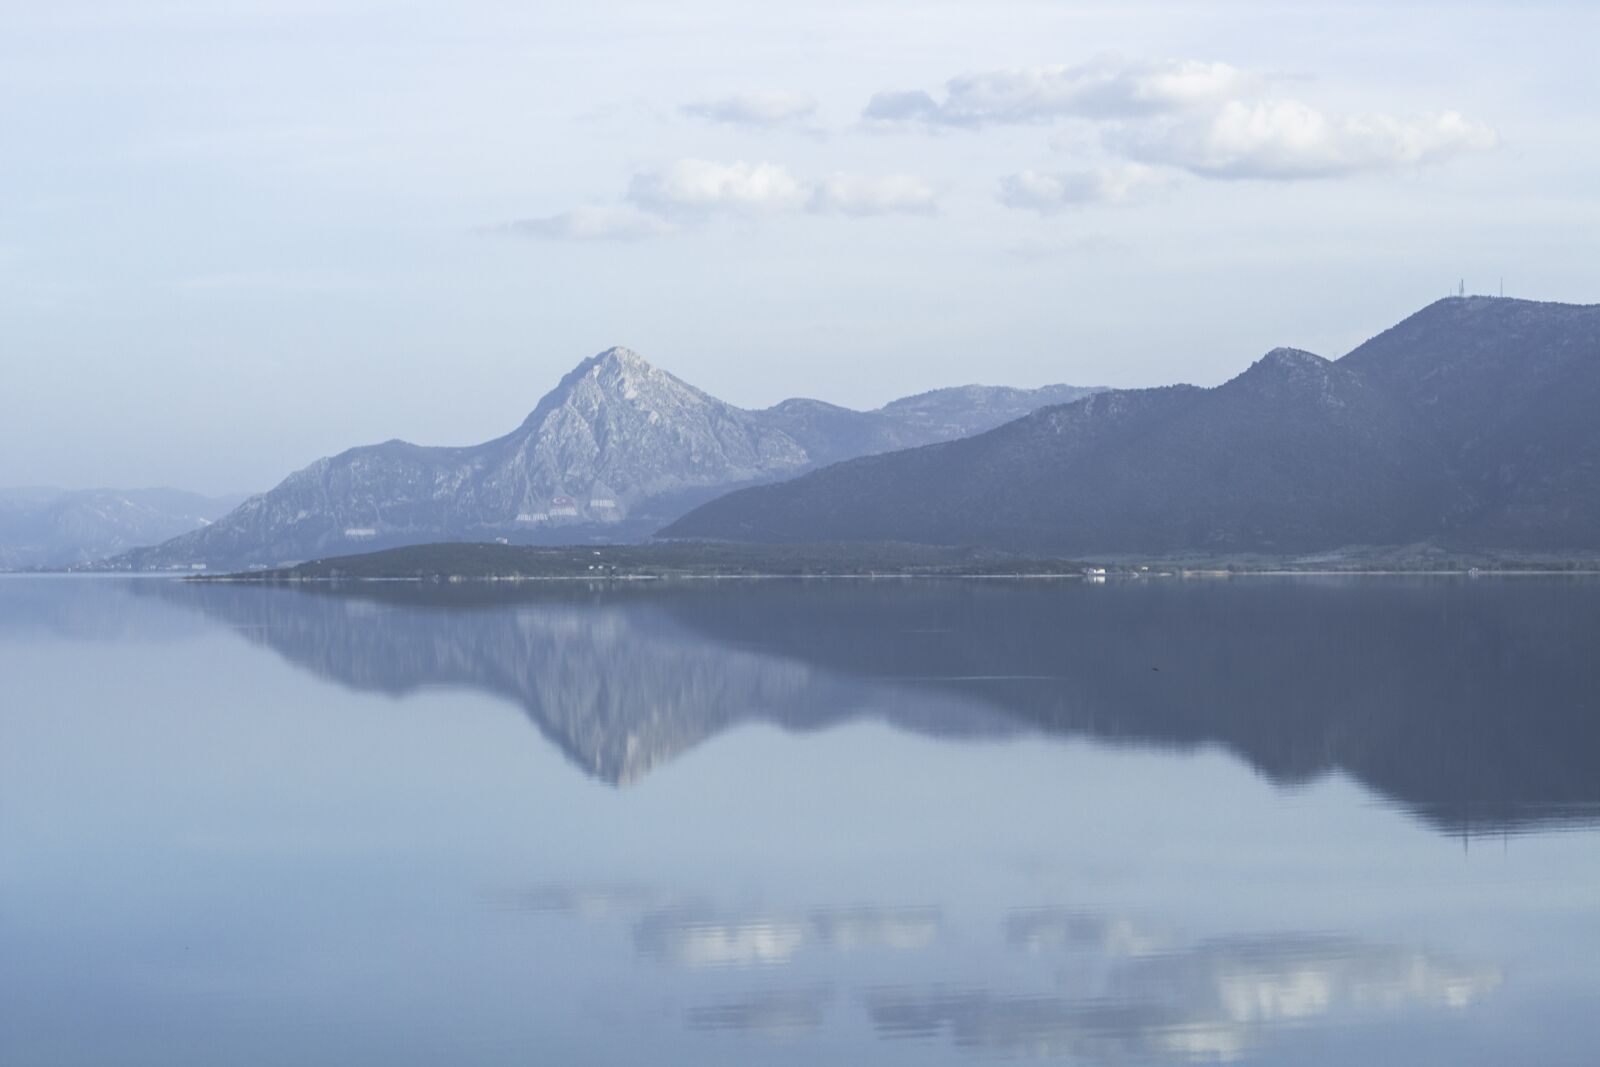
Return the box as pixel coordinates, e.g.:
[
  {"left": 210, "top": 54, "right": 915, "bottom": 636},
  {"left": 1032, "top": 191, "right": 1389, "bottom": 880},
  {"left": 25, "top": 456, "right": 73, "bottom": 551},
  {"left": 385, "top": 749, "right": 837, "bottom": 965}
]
[{"left": 184, "top": 567, "right": 1600, "bottom": 584}]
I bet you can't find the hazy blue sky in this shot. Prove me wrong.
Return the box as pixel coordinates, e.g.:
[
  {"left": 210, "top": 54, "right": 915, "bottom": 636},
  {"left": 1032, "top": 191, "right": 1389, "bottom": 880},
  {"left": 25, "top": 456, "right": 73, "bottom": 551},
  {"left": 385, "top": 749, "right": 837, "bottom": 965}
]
[{"left": 4, "top": 1, "right": 1596, "bottom": 493}]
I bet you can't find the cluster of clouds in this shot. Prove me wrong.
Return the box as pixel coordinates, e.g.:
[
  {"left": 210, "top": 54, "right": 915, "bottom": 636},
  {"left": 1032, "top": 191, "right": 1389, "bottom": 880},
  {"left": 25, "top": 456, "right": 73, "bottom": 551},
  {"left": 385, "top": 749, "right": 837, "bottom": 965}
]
[
  {"left": 627, "top": 158, "right": 936, "bottom": 217},
  {"left": 502, "top": 159, "right": 936, "bottom": 242},
  {"left": 502, "top": 57, "right": 1496, "bottom": 240},
  {"left": 863, "top": 58, "right": 1257, "bottom": 126},
  {"left": 1114, "top": 100, "right": 1498, "bottom": 180},
  {"left": 873, "top": 57, "right": 1495, "bottom": 210},
  {"left": 997, "top": 163, "right": 1168, "bottom": 213},
  {"left": 680, "top": 89, "right": 818, "bottom": 128}
]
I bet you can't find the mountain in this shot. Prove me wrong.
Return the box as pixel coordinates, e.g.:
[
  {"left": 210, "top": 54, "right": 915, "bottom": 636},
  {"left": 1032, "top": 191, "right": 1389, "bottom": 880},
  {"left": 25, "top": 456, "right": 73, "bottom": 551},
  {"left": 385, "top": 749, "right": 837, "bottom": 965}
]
[
  {"left": 877, "top": 383, "right": 1104, "bottom": 438},
  {"left": 0, "top": 487, "right": 247, "bottom": 570},
  {"left": 759, "top": 383, "right": 1100, "bottom": 468},
  {"left": 107, "top": 347, "right": 1099, "bottom": 570},
  {"left": 1339, "top": 296, "right": 1600, "bottom": 549},
  {"left": 663, "top": 298, "right": 1600, "bottom": 556}
]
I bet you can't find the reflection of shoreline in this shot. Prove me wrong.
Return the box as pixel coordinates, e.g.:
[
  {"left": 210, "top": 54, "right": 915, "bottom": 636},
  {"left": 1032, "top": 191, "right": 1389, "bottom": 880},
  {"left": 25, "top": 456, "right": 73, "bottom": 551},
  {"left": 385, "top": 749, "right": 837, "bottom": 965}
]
[
  {"left": 523, "top": 883, "right": 1501, "bottom": 1060},
  {"left": 137, "top": 578, "right": 1600, "bottom": 835}
]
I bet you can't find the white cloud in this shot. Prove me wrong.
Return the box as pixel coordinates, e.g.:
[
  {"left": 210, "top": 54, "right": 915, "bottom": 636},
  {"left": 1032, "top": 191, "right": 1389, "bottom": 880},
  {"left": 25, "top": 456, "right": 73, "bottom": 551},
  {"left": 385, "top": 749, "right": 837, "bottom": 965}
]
[
  {"left": 1116, "top": 100, "right": 1498, "bottom": 179},
  {"left": 997, "top": 164, "right": 1164, "bottom": 212},
  {"left": 811, "top": 173, "right": 937, "bottom": 216},
  {"left": 626, "top": 158, "right": 812, "bottom": 215},
  {"left": 493, "top": 205, "right": 677, "bottom": 242},
  {"left": 682, "top": 90, "right": 817, "bottom": 127},
  {"left": 617, "top": 159, "right": 939, "bottom": 220},
  {"left": 865, "top": 57, "right": 1255, "bottom": 127}
]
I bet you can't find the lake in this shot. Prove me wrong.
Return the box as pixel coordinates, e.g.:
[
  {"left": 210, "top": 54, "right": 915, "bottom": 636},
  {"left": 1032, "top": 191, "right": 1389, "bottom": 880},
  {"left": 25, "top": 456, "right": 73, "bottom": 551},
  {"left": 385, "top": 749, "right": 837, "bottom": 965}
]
[{"left": 2, "top": 575, "right": 1597, "bottom": 1065}]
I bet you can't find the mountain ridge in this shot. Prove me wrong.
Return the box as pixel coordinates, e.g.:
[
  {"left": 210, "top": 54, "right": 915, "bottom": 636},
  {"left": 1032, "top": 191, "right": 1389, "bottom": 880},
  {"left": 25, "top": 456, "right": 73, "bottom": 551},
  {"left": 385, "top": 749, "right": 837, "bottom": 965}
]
[
  {"left": 663, "top": 297, "right": 1600, "bottom": 554},
  {"left": 106, "top": 347, "right": 1101, "bottom": 570},
  {"left": 0, "top": 487, "right": 247, "bottom": 570}
]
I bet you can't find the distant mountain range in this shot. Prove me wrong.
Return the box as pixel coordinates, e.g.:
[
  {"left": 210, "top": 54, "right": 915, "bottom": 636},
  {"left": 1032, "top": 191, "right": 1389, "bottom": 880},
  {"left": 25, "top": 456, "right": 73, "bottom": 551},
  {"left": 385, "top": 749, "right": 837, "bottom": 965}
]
[
  {"left": 0, "top": 487, "right": 246, "bottom": 570},
  {"left": 665, "top": 298, "right": 1600, "bottom": 555},
  {"left": 108, "top": 348, "right": 1098, "bottom": 570}
]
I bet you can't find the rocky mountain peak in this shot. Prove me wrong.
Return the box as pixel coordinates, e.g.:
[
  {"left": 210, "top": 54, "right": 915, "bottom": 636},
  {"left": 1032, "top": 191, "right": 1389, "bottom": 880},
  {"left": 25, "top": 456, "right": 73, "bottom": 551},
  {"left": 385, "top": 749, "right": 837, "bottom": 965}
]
[
  {"left": 566, "top": 346, "right": 666, "bottom": 396},
  {"left": 520, "top": 346, "right": 697, "bottom": 431},
  {"left": 1259, "top": 347, "right": 1328, "bottom": 368},
  {"left": 590, "top": 345, "right": 652, "bottom": 372},
  {"left": 1227, "top": 347, "right": 1337, "bottom": 393}
]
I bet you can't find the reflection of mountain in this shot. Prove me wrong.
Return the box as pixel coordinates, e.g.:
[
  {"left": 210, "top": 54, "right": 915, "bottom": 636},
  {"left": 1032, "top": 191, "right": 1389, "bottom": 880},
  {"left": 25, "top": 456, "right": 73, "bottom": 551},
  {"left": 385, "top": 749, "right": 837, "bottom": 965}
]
[
  {"left": 140, "top": 581, "right": 1014, "bottom": 785},
  {"left": 0, "top": 577, "right": 209, "bottom": 642},
  {"left": 142, "top": 578, "right": 1600, "bottom": 833},
  {"left": 661, "top": 579, "right": 1600, "bottom": 834}
]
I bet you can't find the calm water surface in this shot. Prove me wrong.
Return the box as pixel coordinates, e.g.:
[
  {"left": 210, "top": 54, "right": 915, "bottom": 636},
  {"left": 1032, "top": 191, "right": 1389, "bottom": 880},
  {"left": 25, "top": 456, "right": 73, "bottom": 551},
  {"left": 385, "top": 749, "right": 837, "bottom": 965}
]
[{"left": 2, "top": 575, "right": 1597, "bottom": 1065}]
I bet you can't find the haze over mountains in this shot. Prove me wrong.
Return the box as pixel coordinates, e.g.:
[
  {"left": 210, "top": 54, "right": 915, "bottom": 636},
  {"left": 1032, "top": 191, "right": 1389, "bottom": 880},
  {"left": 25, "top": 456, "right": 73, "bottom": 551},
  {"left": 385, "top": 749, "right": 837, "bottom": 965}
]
[
  {"left": 666, "top": 298, "right": 1600, "bottom": 556},
  {"left": 0, "top": 487, "right": 245, "bottom": 570},
  {"left": 108, "top": 349, "right": 1097, "bottom": 570}
]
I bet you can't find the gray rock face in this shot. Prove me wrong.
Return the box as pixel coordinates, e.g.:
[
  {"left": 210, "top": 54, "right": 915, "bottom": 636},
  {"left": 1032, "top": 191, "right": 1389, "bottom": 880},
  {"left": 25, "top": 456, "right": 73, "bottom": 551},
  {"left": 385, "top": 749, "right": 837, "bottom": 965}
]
[
  {"left": 111, "top": 347, "right": 1098, "bottom": 569},
  {"left": 0, "top": 487, "right": 245, "bottom": 570}
]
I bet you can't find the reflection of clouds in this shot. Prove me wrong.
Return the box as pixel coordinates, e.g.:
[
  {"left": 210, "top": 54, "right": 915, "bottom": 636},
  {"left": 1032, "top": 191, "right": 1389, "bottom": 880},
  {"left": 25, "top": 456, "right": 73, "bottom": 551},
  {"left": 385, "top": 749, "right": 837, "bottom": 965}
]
[
  {"left": 519, "top": 883, "right": 669, "bottom": 919},
  {"left": 870, "top": 990, "right": 1168, "bottom": 1061},
  {"left": 635, "top": 906, "right": 942, "bottom": 969},
  {"left": 687, "top": 985, "right": 835, "bottom": 1036},
  {"left": 810, "top": 906, "right": 941, "bottom": 953},
  {"left": 1007, "top": 908, "right": 1169, "bottom": 958},
  {"left": 1126, "top": 935, "right": 1501, "bottom": 1024},
  {"left": 635, "top": 912, "right": 812, "bottom": 968},
  {"left": 520, "top": 886, "right": 1501, "bottom": 1057},
  {"left": 871, "top": 932, "right": 1502, "bottom": 1062}
]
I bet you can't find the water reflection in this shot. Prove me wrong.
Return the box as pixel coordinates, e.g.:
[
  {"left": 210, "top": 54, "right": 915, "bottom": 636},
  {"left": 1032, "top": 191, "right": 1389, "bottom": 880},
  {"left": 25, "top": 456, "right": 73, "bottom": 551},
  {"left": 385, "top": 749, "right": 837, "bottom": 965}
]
[
  {"left": 686, "top": 985, "right": 835, "bottom": 1036},
  {"left": 867, "top": 933, "right": 1500, "bottom": 1062},
  {"left": 516, "top": 880, "right": 1499, "bottom": 1060},
  {"left": 634, "top": 906, "right": 942, "bottom": 969},
  {"left": 1007, "top": 909, "right": 1170, "bottom": 958},
  {"left": 520, "top": 884, "right": 942, "bottom": 969},
  {"left": 138, "top": 577, "right": 1600, "bottom": 835},
  {"left": 4, "top": 577, "right": 1593, "bottom": 1065},
  {"left": 935, "top": 924, "right": 1493, "bottom": 1059}
]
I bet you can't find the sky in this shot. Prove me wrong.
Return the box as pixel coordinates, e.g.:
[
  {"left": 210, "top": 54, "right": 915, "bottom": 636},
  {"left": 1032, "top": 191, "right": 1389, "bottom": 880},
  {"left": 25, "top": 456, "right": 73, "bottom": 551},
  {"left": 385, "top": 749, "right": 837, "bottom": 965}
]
[{"left": 3, "top": 0, "right": 1597, "bottom": 494}]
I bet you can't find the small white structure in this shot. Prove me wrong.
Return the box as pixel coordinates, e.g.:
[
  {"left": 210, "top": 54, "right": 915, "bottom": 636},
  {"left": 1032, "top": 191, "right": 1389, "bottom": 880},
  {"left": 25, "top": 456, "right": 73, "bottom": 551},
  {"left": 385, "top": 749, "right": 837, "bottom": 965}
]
[
  {"left": 589, "top": 498, "right": 618, "bottom": 509},
  {"left": 344, "top": 527, "right": 377, "bottom": 539},
  {"left": 515, "top": 512, "right": 548, "bottom": 524}
]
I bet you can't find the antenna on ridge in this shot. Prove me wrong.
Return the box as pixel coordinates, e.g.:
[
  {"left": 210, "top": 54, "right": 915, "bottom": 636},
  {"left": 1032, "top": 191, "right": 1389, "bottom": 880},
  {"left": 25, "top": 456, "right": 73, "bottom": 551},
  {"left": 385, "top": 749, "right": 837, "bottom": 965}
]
[{"left": 1459, "top": 278, "right": 1465, "bottom": 298}]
